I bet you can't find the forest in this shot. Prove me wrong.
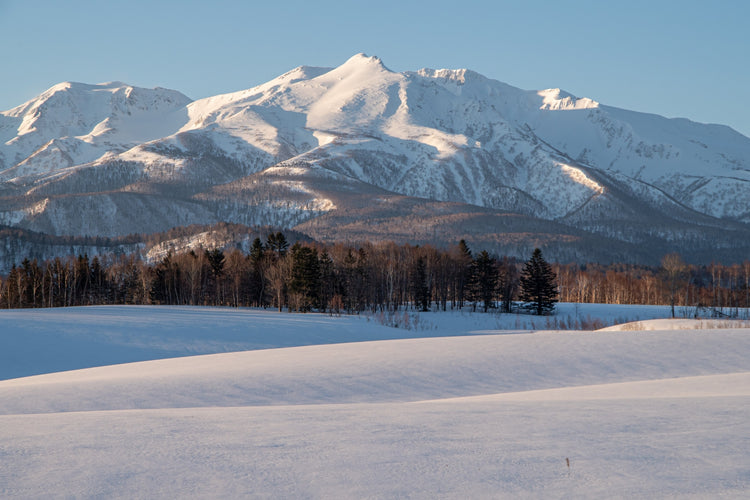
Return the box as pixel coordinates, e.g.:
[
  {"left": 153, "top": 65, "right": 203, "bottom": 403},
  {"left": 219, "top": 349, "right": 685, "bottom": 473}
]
[{"left": 1, "top": 233, "right": 749, "bottom": 318}]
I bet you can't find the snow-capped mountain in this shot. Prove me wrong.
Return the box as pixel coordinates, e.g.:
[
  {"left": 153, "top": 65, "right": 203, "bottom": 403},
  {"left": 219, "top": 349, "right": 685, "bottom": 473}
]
[
  {"left": 0, "top": 82, "right": 190, "bottom": 180},
  {"left": 1, "top": 54, "right": 749, "bottom": 263}
]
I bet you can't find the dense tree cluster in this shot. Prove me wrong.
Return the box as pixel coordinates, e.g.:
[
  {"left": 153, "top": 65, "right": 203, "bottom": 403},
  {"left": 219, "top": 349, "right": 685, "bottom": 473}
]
[
  {"left": 0, "top": 236, "right": 522, "bottom": 314},
  {"left": 1, "top": 234, "right": 749, "bottom": 317},
  {"left": 554, "top": 258, "right": 750, "bottom": 316}
]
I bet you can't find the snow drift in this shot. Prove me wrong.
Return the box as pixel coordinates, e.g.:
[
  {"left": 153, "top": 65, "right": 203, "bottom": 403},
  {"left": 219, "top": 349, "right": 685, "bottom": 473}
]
[{"left": 1, "top": 305, "right": 750, "bottom": 497}]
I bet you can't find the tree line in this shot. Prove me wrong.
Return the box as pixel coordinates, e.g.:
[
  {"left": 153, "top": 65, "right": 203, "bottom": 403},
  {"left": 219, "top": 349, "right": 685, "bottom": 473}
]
[
  {"left": 0, "top": 235, "right": 748, "bottom": 317},
  {"left": 555, "top": 253, "right": 750, "bottom": 316},
  {"left": 0, "top": 235, "right": 556, "bottom": 314}
]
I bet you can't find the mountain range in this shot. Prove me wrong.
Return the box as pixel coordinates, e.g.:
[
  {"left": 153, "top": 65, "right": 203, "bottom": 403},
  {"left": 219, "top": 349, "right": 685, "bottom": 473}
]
[{"left": 2, "top": 53, "right": 749, "bottom": 265}]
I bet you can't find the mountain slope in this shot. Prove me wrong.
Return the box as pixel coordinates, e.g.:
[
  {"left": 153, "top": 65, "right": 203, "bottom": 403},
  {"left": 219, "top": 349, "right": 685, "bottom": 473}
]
[{"left": 2, "top": 54, "right": 749, "bottom": 263}]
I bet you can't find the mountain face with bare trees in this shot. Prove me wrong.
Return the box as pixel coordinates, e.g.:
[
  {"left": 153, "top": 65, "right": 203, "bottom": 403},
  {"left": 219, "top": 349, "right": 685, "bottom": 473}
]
[{"left": 2, "top": 54, "right": 750, "bottom": 266}]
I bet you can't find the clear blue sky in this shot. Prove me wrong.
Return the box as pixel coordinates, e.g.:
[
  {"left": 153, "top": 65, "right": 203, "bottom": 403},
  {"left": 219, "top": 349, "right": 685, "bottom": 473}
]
[{"left": 2, "top": 0, "right": 748, "bottom": 137}]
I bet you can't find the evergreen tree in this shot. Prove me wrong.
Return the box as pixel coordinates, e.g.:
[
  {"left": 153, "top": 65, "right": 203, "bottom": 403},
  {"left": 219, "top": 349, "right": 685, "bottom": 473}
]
[
  {"left": 341, "top": 248, "right": 371, "bottom": 313},
  {"left": 497, "top": 257, "right": 519, "bottom": 313},
  {"left": 249, "top": 237, "right": 268, "bottom": 307},
  {"left": 519, "top": 248, "right": 558, "bottom": 315},
  {"left": 19, "top": 259, "right": 30, "bottom": 307},
  {"left": 206, "top": 248, "right": 225, "bottom": 279},
  {"left": 6, "top": 264, "right": 23, "bottom": 308},
  {"left": 288, "top": 244, "right": 320, "bottom": 312},
  {"left": 249, "top": 237, "right": 265, "bottom": 263},
  {"left": 266, "top": 232, "right": 289, "bottom": 257},
  {"left": 472, "top": 250, "right": 497, "bottom": 312},
  {"left": 150, "top": 256, "right": 169, "bottom": 305},
  {"left": 410, "top": 256, "right": 430, "bottom": 312},
  {"left": 90, "top": 256, "right": 107, "bottom": 304},
  {"left": 74, "top": 254, "right": 91, "bottom": 305},
  {"left": 318, "top": 250, "right": 337, "bottom": 312},
  {"left": 205, "top": 248, "right": 225, "bottom": 305}
]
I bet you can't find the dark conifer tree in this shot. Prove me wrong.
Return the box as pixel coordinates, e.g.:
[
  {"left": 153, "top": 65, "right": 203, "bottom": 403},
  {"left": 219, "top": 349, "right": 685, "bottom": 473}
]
[
  {"left": 150, "top": 257, "right": 169, "bottom": 305},
  {"left": 472, "top": 250, "right": 497, "bottom": 312},
  {"left": 249, "top": 237, "right": 268, "bottom": 307},
  {"left": 6, "top": 264, "right": 23, "bottom": 308},
  {"left": 410, "top": 256, "right": 430, "bottom": 312},
  {"left": 119, "top": 255, "right": 146, "bottom": 305},
  {"left": 339, "top": 248, "right": 371, "bottom": 313},
  {"left": 206, "top": 248, "right": 225, "bottom": 278},
  {"left": 519, "top": 248, "right": 558, "bottom": 315},
  {"left": 266, "top": 232, "right": 289, "bottom": 257},
  {"left": 74, "top": 254, "right": 91, "bottom": 305},
  {"left": 90, "top": 256, "right": 107, "bottom": 304},
  {"left": 288, "top": 244, "right": 320, "bottom": 312},
  {"left": 497, "top": 257, "right": 519, "bottom": 313},
  {"left": 249, "top": 238, "right": 265, "bottom": 263},
  {"left": 204, "top": 248, "right": 225, "bottom": 305},
  {"left": 21, "top": 258, "right": 41, "bottom": 307}
]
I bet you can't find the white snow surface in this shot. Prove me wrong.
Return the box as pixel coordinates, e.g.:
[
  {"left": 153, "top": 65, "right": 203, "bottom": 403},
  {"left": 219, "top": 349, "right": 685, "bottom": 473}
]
[{"left": 1, "top": 304, "right": 750, "bottom": 498}]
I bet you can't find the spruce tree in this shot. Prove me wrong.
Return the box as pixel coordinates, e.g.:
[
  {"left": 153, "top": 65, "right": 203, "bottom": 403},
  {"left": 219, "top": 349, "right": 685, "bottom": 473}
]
[
  {"left": 497, "top": 257, "right": 519, "bottom": 313},
  {"left": 249, "top": 238, "right": 267, "bottom": 307},
  {"left": 266, "top": 232, "right": 289, "bottom": 257},
  {"left": 205, "top": 248, "right": 225, "bottom": 305},
  {"left": 472, "top": 250, "right": 497, "bottom": 312},
  {"left": 519, "top": 248, "right": 558, "bottom": 315},
  {"left": 288, "top": 244, "right": 320, "bottom": 312},
  {"left": 410, "top": 256, "right": 430, "bottom": 312}
]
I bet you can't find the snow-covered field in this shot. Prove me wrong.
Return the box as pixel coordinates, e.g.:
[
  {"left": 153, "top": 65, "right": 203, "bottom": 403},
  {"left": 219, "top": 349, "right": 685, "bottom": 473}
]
[{"left": 1, "top": 304, "right": 749, "bottom": 498}]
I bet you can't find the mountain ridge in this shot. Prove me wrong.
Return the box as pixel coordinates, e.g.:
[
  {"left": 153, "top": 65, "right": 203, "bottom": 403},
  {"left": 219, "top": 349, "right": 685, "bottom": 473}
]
[{"left": 1, "top": 54, "right": 749, "bottom": 265}]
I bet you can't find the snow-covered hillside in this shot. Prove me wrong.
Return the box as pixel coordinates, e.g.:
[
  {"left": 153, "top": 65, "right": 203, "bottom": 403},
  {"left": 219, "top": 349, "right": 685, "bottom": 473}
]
[
  {"left": 0, "top": 303, "right": 673, "bottom": 380},
  {"left": 2, "top": 54, "right": 750, "bottom": 262},
  {"left": 1, "top": 305, "right": 749, "bottom": 498},
  {"left": 0, "top": 82, "right": 191, "bottom": 180}
]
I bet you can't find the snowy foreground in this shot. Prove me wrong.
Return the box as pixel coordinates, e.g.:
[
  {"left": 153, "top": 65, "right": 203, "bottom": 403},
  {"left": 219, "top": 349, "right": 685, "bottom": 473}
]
[{"left": 1, "top": 305, "right": 749, "bottom": 498}]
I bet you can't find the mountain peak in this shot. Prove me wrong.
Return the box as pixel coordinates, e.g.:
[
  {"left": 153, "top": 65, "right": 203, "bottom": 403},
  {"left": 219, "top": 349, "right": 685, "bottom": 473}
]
[
  {"left": 537, "top": 88, "right": 599, "bottom": 110},
  {"left": 346, "top": 53, "right": 384, "bottom": 65},
  {"left": 338, "top": 53, "right": 391, "bottom": 73},
  {"left": 308, "top": 54, "right": 396, "bottom": 93}
]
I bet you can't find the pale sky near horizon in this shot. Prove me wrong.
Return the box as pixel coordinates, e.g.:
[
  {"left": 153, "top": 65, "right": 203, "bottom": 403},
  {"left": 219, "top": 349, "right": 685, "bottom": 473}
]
[{"left": 1, "top": 0, "right": 748, "bottom": 137}]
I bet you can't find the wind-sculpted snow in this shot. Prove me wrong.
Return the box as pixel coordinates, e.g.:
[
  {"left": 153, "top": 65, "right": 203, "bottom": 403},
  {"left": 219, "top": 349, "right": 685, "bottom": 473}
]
[
  {"left": 0, "top": 302, "right": 677, "bottom": 381},
  {"left": 1, "top": 305, "right": 750, "bottom": 498},
  {"left": 2, "top": 54, "right": 750, "bottom": 259},
  {"left": 3, "top": 327, "right": 750, "bottom": 414}
]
